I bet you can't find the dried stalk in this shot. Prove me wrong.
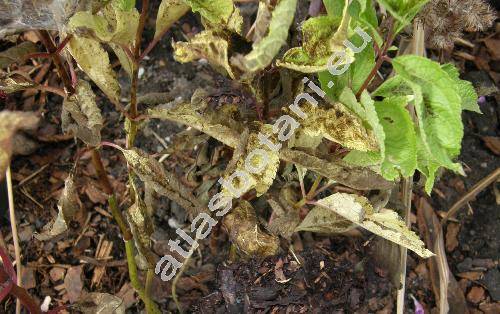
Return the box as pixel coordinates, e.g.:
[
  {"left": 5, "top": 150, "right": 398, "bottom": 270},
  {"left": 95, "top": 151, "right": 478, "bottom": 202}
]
[{"left": 6, "top": 166, "right": 22, "bottom": 314}]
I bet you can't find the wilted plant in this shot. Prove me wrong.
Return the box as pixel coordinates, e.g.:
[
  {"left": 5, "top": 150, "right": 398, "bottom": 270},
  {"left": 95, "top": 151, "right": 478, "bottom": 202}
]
[{"left": 0, "top": 0, "right": 485, "bottom": 312}]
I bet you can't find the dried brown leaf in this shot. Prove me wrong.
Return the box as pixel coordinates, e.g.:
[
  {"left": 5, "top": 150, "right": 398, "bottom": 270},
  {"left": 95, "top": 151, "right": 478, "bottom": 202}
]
[
  {"left": 173, "top": 30, "right": 235, "bottom": 79},
  {"left": 417, "top": 197, "right": 468, "bottom": 313},
  {"left": 119, "top": 147, "right": 204, "bottom": 216},
  {"left": 268, "top": 198, "right": 300, "bottom": 239},
  {"left": 0, "top": 42, "right": 38, "bottom": 69},
  {"left": 0, "top": 111, "right": 39, "bottom": 180},
  {"left": 126, "top": 195, "right": 156, "bottom": 265},
  {"left": 35, "top": 174, "right": 80, "bottom": 240},
  {"left": 0, "top": 71, "right": 36, "bottom": 94},
  {"left": 62, "top": 81, "right": 103, "bottom": 146},
  {"left": 223, "top": 200, "right": 279, "bottom": 257},
  {"left": 74, "top": 292, "right": 125, "bottom": 314}
]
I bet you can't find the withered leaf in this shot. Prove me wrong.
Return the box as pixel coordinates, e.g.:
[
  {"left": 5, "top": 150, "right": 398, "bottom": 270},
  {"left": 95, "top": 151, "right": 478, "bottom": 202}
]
[
  {"left": 36, "top": 174, "right": 80, "bottom": 241},
  {"left": 74, "top": 292, "right": 125, "bottom": 314},
  {"left": 231, "top": 0, "right": 297, "bottom": 73},
  {"left": 221, "top": 124, "right": 280, "bottom": 197},
  {"left": 295, "top": 205, "right": 355, "bottom": 234},
  {"left": 280, "top": 148, "right": 393, "bottom": 190},
  {"left": 0, "top": 111, "right": 39, "bottom": 180},
  {"left": 148, "top": 102, "right": 392, "bottom": 191},
  {"left": 67, "top": 36, "right": 120, "bottom": 104},
  {"left": 0, "top": 42, "right": 38, "bottom": 69},
  {"left": 277, "top": 1, "right": 354, "bottom": 73},
  {"left": 293, "top": 101, "right": 378, "bottom": 151},
  {"left": 62, "top": 80, "right": 103, "bottom": 147},
  {"left": 223, "top": 200, "right": 279, "bottom": 257},
  {"left": 148, "top": 103, "right": 241, "bottom": 148},
  {"left": 173, "top": 30, "right": 235, "bottom": 79},
  {"left": 126, "top": 194, "right": 156, "bottom": 265},
  {"left": 0, "top": 71, "right": 36, "bottom": 94},
  {"left": 118, "top": 147, "right": 204, "bottom": 216},
  {"left": 268, "top": 198, "right": 300, "bottom": 239},
  {"left": 315, "top": 193, "right": 434, "bottom": 258},
  {"left": 155, "top": 0, "right": 190, "bottom": 38}
]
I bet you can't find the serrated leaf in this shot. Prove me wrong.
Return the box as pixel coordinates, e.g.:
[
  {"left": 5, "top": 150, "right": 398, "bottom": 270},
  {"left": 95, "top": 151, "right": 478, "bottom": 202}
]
[
  {"left": 231, "top": 0, "right": 297, "bottom": 73},
  {"left": 440, "top": 63, "right": 480, "bottom": 113},
  {"left": 147, "top": 102, "right": 393, "bottom": 191},
  {"left": 67, "top": 36, "right": 120, "bottom": 104},
  {"left": 173, "top": 30, "right": 235, "bottom": 79},
  {"left": 0, "top": 42, "right": 38, "bottom": 69},
  {"left": 373, "top": 55, "right": 465, "bottom": 193},
  {"left": 316, "top": 193, "right": 434, "bottom": 258},
  {"left": 155, "top": 0, "right": 190, "bottom": 38},
  {"left": 36, "top": 174, "right": 80, "bottom": 241},
  {"left": 62, "top": 81, "right": 103, "bottom": 147},
  {"left": 277, "top": 1, "right": 354, "bottom": 73},
  {"left": 344, "top": 95, "right": 417, "bottom": 180},
  {"left": 0, "top": 111, "right": 39, "bottom": 180},
  {"left": 223, "top": 200, "right": 279, "bottom": 257}
]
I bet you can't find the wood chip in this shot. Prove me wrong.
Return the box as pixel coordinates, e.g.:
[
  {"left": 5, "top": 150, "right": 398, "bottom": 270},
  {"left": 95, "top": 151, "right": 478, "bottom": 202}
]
[
  {"left": 64, "top": 265, "right": 84, "bottom": 303},
  {"left": 467, "top": 286, "right": 485, "bottom": 304},
  {"left": 445, "top": 223, "right": 460, "bottom": 252}
]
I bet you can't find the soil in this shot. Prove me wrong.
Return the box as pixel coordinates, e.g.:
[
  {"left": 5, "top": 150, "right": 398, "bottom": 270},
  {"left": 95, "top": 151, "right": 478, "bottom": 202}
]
[{"left": 0, "top": 1, "right": 499, "bottom": 314}]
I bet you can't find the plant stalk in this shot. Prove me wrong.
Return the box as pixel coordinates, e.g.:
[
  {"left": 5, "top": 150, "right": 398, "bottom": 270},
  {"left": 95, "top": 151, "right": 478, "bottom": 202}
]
[
  {"left": 356, "top": 18, "right": 395, "bottom": 98},
  {"left": 6, "top": 167, "right": 22, "bottom": 314},
  {"left": 37, "top": 30, "right": 75, "bottom": 96}
]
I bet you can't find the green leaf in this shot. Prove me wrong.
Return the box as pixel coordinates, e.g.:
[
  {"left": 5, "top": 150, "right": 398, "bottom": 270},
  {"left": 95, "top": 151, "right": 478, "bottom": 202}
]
[
  {"left": 324, "top": 0, "right": 345, "bottom": 17},
  {"left": 319, "top": 32, "right": 375, "bottom": 100},
  {"left": 183, "top": 0, "right": 234, "bottom": 26},
  {"left": 118, "top": 0, "right": 135, "bottom": 11},
  {"left": 231, "top": 0, "right": 297, "bottom": 73},
  {"left": 376, "top": 96, "right": 417, "bottom": 179},
  {"left": 278, "top": 1, "right": 354, "bottom": 73},
  {"left": 441, "top": 63, "right": 480, "bottom": 113},
  {"left": 68, "top": 1, "right": 139, "bottom": 46},
  {"left": 349, "top": 0, "right": 382, "bottom": 45},
  {"left": 374, "top": 55, "right": 465, "bottom": 193},
  {"left": 155, "top": 0, "right": 190, "bottom": 38},
  {"left": 376, "top": 0, "right": 429, "bottom": 32}
]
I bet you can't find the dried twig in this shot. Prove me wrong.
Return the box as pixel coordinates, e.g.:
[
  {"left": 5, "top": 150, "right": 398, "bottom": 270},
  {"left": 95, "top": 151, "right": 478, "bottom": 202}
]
[
  {"left": 6, "top": 166, "right": 22, "bottom": 314},
  {"left": 442, "top": 167, "right": 500, "bottom": 224}
]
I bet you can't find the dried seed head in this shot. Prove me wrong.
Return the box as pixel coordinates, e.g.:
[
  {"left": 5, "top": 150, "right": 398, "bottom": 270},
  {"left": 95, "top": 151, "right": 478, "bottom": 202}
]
[{"left": 420, "top": 0, "right": 496, "bottom": 50}]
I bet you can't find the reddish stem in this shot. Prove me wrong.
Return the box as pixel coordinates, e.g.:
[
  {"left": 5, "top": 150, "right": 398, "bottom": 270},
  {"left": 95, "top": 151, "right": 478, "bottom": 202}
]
[{"left": 356, "top": 18, "right": 395, "bottom": 98}]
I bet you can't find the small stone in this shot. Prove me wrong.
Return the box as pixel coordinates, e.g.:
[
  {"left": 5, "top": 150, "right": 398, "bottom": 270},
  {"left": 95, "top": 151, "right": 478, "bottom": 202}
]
[{"left": 467, "top": 286, "right": 485, "bottom": 304}]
